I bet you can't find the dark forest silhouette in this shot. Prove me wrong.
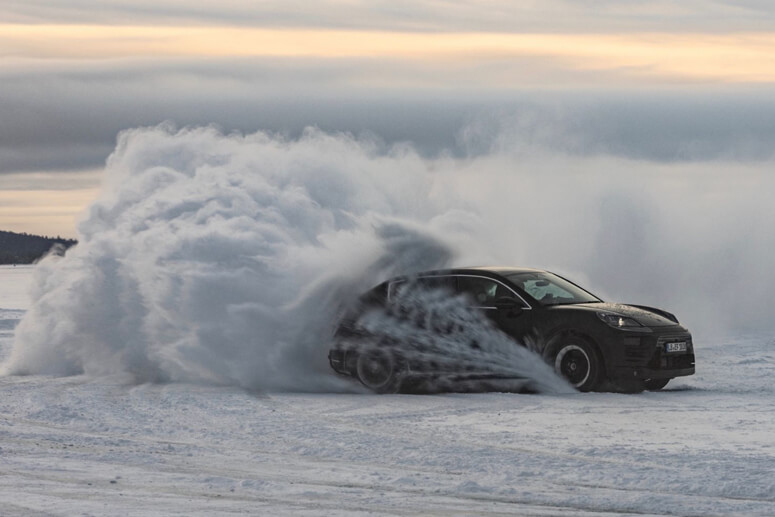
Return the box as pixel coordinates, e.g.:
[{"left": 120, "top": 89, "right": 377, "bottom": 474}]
[{"left": 0, "top": 230, "right": 77, "bottom": 264}]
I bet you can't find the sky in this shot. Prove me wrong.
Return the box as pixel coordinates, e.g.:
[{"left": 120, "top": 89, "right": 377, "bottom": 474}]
[{"left": 1, "top": 1, "right": 775, "bottom": 237}]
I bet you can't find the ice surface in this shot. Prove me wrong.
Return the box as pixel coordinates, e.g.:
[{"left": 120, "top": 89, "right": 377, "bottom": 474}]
[
  {"left": 0, "top": 265, "right": 33, "bottom": 310},
  {"left": 2, "top": 267, "right": 775, "bottom": 515},
  {"left": 0, "top": 266, "right": 32, "bottom": 362},
  {"left": 1, "top": 322, "right": 774, "bottom": 515}
]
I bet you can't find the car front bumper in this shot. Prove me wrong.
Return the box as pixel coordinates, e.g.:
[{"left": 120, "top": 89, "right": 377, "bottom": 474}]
[
  {"left": 612, "top": 365, "right": 695, "bottom": 381},
  {"left": 606, "top": 327, "right": 695, "bottom": 381}
]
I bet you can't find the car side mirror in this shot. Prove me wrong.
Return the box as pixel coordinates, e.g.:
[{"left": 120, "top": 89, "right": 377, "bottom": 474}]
[{"left": 495, "top": 296, "right": 523, "bottom": 314}]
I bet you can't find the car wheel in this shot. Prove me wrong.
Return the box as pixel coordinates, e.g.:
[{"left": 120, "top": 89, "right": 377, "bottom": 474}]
[
  {"left": 644, "top": 378, "right": 670, "bottom": 391},
  {"left": 355, "top": 348, "right": 402, "bottom": 394},
  {"left": 614, "top": 379, "right": 645, "bottom": 393},
  {"left": 553, "top": 337, "right": 602, "bottom": 392}
]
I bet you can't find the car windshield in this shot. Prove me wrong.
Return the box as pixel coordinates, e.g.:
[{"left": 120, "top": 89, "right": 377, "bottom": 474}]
[{"left": 506, "top": 272, "right": 601, "bottom": 306}]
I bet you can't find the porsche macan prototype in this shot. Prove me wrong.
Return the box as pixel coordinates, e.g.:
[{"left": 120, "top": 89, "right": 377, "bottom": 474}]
[{"left": 328, "top": 267, "right": 695, "bottom": 393}]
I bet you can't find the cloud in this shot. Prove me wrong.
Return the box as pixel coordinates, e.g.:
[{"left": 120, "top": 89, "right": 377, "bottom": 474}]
[
  {"left": 3, "top": 57, "right": 775, "bottom": 180},
  {"left": 0, "top": 170, "right": 101, "bottom": 237},
  {"left": 3, "top": 1, "right": 774, "bottom": 32}
]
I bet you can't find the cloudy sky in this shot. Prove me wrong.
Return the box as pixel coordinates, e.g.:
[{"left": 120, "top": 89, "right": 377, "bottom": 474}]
[{"left": 2, "top": 1, "right": 775, "bottom": 237}]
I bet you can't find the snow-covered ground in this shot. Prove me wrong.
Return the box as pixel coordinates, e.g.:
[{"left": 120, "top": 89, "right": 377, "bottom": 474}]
[
  {"left": 0, "top": 265, "right": 34, "bottom": 311},
  {"left": 2, "top": 265, "right": 774, "bottom": 516}
]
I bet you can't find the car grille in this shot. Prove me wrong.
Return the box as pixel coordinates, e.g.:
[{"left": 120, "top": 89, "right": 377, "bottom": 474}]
[
  {"left": 662, "top": 353, "right": 695, "bottom": 369},
  {"left": 621, "top": 333, "right": 694, "bottom": 370},
  {"left": 622, "top": 336, "right": 650, "bottom": 364},
  {"left": 649, "top": 334, "right": 695, "bottom": 370}
]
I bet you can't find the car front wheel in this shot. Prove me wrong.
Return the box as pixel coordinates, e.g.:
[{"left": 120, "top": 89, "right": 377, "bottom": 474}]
[
  {"left": 644, "top": 378, "right": 670, "bottom": 391},
  {"left": 553, "top": 337, "right": 602, "bottom": 392}
]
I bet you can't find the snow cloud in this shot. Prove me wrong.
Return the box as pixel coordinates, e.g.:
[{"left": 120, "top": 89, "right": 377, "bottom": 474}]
[
  {"left": 3, "top": 123, "right": 774, "bottom": 390},
  {"left": 3, "top": 125, "right": 467, "bottom": 390}
]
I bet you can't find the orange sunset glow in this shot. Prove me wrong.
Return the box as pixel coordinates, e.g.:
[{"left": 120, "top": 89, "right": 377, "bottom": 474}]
[{"left": 2, "top": 24, "right": 775, "bottom": 83}]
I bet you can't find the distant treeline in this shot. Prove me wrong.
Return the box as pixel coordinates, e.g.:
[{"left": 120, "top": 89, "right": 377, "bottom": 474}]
[{"left": 0, "top": 230, "right": 77, "bottom": 264}]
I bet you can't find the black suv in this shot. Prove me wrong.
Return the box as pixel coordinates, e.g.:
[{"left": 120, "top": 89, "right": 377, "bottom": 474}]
[{"left": 328, "top": 267, "right": 695, "bottom": 393}]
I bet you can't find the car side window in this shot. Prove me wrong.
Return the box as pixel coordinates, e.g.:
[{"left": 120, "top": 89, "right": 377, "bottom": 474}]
[
  {"left": 521, "top": 279, "right": 574, "bottom": 302},
  {"left": 387, "top": 275, "right": 454, "bottom": 301},
  {"left": 415, "top": 276, "right": 455, "bottom": 293},
  {"left": 456, "top": 276, "right": 517, "bottom": 308}
]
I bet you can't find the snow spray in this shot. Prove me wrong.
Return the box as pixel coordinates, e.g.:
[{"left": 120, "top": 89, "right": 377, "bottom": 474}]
[
  {"left": 3, "top": 124, "right": 567, "bottom": 392},
  {"left": 7, "top": 122, "right": 772, "bottom": 389},
  {"left": 345, "top": 283, "right": 573, "bottom": 393}
]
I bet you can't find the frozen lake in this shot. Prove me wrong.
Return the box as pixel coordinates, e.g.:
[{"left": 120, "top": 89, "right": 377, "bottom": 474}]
[
  {"left": 0, "top": 265, "right": 33, "bottom": 311},
  {"left": 1, "top": 266, "right": 774, "bottom": 515}
]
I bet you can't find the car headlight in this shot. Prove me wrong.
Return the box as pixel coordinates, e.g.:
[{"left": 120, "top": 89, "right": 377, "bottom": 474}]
[{"left": 597, "top": 312, "right": 648, "bottom": 330}]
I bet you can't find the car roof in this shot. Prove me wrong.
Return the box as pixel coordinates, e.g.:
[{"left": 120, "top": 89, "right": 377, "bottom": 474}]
[
  {"left": 465, "top": 266, "right": 547, "bottom": 274},
  {"left": 415, "top": 266, "right": 547, "bottom": 277}
]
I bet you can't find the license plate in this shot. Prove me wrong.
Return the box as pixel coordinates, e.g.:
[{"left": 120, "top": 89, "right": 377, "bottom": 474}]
[{"left": 665, "top": 341, "right": 687, "bottom": 353}]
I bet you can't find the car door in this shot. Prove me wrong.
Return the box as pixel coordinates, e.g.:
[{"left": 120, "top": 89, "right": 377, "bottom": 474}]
[{"left": 454, "top": 274, "right": 536, "bottom": 345}]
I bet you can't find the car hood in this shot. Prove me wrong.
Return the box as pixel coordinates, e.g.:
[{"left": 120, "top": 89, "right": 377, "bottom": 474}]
[{"left": 563, "top": 302, "right": 678, "bottom": 327}]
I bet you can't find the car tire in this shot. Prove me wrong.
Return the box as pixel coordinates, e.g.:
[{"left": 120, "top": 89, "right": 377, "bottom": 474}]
[
  {"left": 644, "top": 378, "right": 670, "bottom": 391},
  {"left": 552, "top": 337, "right": 602, "bottom": 392},
  {"left": 614, "top": 379, "right": 645, "bottom": 394},
  {"left": 355, "top": 348, "right": 402, "bottom": 394}
]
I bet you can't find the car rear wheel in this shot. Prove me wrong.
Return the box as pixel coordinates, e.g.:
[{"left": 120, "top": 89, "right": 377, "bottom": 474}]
[
  {"left": 644, "top": 378, "right": 670, "bottom": 391},
  {"left": 355, "top": 348, "right": 402, "bottom": 394},
  {"left": 553, "top": 337, "right": 602, "bottom": 392}
]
